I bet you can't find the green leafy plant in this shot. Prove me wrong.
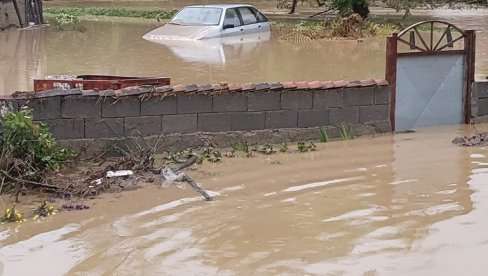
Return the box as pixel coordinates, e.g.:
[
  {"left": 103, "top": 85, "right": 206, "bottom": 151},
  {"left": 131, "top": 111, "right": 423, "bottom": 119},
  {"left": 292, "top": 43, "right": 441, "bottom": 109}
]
[
  {"left": 319, "top": 127, "right": 329, "bottom": 142},
  {"left": 51, "top": 13, "right": 85, "bottom": 31},
  {"left": 337, "top": 124, "right": 354, "bottom": 140},
  {"left": 0, "top": 108, "right": 75, "bottom": 194},
  {"left": 256, "top": 144, "right": 276, "bottom": 155},
  {"left": 1, "top": 205, "right": 24, "bottom": 223},
  {"left": 33, "top": 200, "right": 57, "bottom": 219},
  {"left": 279, "top": 143, "right": 288, "bottom": 152},
  {"left": 297, "top": 142, "right": 317, "bottom": 152},
  {"left": 1, "top": 108, "right": 75, "bottom": 172},
  {"left": 331, "top": 0, "right": 370, "bottom": 18},
  {"left": 231, "top": 142, "right": 250, "bottom": 153}
]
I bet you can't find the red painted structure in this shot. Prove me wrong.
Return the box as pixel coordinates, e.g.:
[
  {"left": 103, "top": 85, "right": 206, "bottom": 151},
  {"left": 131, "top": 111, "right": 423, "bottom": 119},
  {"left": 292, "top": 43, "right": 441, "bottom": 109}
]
[{"left": 33, "top": 75, "right": 170, "bottom": 92}]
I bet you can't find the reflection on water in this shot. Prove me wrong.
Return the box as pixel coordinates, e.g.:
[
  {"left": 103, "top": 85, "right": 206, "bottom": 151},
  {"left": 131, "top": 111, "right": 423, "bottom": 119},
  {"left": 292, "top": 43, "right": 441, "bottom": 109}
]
[
  {"left": 2, "top": 124, "right": 488, "bottom": 274},
  {"left": 144, "top": 32, "right": 272, "bottom": 65},
  {"left": 1, "top": 11, "right": 487, "bottom": 95}
]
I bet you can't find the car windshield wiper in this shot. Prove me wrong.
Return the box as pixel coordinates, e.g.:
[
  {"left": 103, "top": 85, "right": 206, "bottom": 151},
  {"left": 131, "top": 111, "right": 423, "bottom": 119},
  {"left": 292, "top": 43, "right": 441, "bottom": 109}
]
[{"left": 168, "top": 21, "right": 187, "bottom": 26}]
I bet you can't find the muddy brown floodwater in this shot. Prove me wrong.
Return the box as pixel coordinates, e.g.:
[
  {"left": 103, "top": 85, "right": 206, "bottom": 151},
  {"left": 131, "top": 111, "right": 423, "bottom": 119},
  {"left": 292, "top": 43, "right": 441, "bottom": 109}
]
[
  {"left": 1, "top": 124, "right": 488, "bottom": 274},
  {"left": 1, "top": 9, "right": 487, "bottom": 95}
]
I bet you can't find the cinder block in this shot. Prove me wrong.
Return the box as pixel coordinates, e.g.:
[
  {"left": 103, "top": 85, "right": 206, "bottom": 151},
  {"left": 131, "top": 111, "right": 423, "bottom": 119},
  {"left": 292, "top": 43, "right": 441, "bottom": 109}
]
[
  {"left": 42, "top": 119, "right": 84, "bottom": 140},
  {"left": 330, "top": 107, "right": 360, "bottom": 124},
  {"left": 231, "top": 112, "right": 265, "bottom": 131},
  {"left": 360, "top": 105, "right": 389, "bottom": 123},
  {"left": 477, "top": 98, "right": 488, "bottom": 116},
  {"left": 62, "top": 96, "right": 101, "bottom": 118},
  {"left": 247, "top": 91, "right": 281, "bottom": 111},
  {"left": 298, "top": 109, "right": 330, "bottom": 128},
  {"left": 85, "top": 118, "right": 124, "bottom": 138},
  {"left": 19, "top": 98, "right": 61, "bottom": 120},
  {"left": 474, "top": 81, "right": 488, "bottom": 99},
  {"left": 198, "top": 113, "right": 232, "bottom": 132},
  {"left": 213, "top": 93, "right": 247, "bottom": 112},
  {"left": 281, "top": 90, "right": 313, "bottom": 110},
  {"left": 125, "top": 116, "right": 162, "bottom": 136},
  {"left": 140, "top": 96, "right": 177, "bottom": 116},
  {"left": 0, "top": 99, "right": 18, "bottom": 115},
  {"left": 162, "top": 114, "right": 197, "bottom": 134},
  {"left": 265, "top": 110, "right": 298, "bottom": 129},
  {"left": 373, "top": 86, "right": 390, "bottom": 105},
  {"left": 177, "top": 94, "right": 212, "bottom": 113},
  {"left": 343, "top": 88, "right": 373, "bottom": 106},
  {"left": 313, "top": 89, "right": 343, "bottom": 108},
  {"left": 102, "top": 97, "right": 140, "bottom": 117}
]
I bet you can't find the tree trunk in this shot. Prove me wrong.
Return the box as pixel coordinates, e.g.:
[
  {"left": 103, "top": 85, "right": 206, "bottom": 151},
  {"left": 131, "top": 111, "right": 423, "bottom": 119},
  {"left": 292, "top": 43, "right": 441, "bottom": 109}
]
[{"left": 289, "top": 0, "right": 299, "bottom": 14}]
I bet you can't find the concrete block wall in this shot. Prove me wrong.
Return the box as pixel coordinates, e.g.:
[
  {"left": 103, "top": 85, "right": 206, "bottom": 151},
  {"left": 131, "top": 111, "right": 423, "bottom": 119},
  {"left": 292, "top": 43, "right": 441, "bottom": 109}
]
[
  {"left": 472, "top": 81, "right": 488, "bottom": 123},
  {"left": 0, "top": 80, "right": 391, "bottom": 149}
]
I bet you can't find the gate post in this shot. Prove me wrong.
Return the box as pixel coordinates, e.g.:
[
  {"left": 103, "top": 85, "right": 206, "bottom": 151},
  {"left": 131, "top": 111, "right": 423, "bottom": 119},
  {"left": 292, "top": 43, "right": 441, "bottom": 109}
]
[
  {"left": 464, "top": 30, "right": 476, "bottom": 124},
  {"left": 385, "top": 33, "right": 398, "bottom": 131}
]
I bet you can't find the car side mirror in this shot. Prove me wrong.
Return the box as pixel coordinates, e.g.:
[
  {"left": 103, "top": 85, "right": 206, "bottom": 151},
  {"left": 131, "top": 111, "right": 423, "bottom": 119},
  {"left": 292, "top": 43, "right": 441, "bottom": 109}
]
[{"left": 223, "top": 24, "right": 234, "bottom": 30}]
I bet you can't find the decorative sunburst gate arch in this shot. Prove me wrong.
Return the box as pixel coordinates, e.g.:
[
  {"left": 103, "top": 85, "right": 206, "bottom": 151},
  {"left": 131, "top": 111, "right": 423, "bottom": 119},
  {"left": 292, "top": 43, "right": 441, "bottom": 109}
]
[{"left": 385, "top": 21, "right": 476, "bottom": 131}]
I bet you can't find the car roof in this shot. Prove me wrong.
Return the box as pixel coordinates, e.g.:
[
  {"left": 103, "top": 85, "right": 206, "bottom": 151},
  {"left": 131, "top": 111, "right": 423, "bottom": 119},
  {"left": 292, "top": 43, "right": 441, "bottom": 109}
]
[{"left": 184, "top": 4, "right": 254, "bottom": 9}]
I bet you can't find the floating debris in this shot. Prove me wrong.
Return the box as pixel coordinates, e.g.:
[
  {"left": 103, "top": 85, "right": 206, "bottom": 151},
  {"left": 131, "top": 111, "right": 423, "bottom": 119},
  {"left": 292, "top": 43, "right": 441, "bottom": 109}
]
[
  {"left": 452, "top": 133, "right": 488, "bottom": 146},
  {"left": 62, "top": 203, "right": 90, "bottom": 211}
]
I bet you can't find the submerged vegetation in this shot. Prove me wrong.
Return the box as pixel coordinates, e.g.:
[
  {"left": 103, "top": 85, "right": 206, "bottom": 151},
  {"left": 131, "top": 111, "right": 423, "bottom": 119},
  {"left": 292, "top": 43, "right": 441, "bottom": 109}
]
[
  {"left": 278, "top": 14, "right": 400, "bottom": 40},
  {"left": 51, "top": 13, "right": 85, "bottom": 31},
  {"left": 44, "top": 7, "right": 178, "bottom": 21}
]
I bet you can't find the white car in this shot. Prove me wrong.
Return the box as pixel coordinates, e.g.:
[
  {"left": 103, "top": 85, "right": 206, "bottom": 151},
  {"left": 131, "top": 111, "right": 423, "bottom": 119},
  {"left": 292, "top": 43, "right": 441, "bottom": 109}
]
[{"left": 143, "top": 4, "right": 271, "bottom": 41}]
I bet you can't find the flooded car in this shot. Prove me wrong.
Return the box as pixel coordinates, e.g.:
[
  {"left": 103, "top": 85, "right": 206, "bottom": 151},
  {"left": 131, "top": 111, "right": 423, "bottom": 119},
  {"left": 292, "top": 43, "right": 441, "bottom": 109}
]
[{"left": 142, "top": 4, "right": 271, "bottom": 41}]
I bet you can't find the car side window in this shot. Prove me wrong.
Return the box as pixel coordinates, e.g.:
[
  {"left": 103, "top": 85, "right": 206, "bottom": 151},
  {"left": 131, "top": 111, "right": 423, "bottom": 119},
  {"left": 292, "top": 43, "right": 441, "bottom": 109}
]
[
  {"left": 238, "top": 7, "right": 258, "bottom": 25},
  {"left": 252, "top": 8, "right": 268, "bottom": 22},
  {"left": 223, "top": 9, "right": 241, "bottom": 27}
]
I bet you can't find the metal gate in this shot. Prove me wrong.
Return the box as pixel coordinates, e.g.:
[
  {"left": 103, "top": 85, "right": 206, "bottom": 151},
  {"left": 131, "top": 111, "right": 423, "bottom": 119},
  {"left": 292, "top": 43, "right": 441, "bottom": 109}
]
[{"left": 385, "top": 21, "right": 476, "bottom": 132}]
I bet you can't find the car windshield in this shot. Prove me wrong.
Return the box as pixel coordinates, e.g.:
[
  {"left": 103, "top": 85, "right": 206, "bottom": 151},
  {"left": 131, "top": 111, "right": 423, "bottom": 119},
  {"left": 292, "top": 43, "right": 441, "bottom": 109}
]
[{"left": 170, "top": 7, "right": 223, "bottom": 26}]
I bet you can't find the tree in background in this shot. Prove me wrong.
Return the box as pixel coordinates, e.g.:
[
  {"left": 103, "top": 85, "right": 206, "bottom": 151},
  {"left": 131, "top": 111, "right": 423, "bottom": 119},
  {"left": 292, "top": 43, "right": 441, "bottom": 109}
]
[{"left": 289, "top": 0, "right": 370, "bottom": 18}]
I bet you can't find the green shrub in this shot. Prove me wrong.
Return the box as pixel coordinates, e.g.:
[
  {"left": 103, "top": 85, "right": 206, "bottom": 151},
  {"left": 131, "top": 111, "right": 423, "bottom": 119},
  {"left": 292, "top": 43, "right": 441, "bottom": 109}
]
[{"left": 0, "top": 108, "right": 75, "bottom": 182}]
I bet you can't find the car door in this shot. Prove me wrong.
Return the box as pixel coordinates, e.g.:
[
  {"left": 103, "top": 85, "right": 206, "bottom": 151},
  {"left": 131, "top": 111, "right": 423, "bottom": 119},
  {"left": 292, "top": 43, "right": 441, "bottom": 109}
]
[
  {"left": 221, "top": 8, "right": 244, "bottom": 37},
  {"left": 236, "top": 7, "right": 263, "bottom": 34}
]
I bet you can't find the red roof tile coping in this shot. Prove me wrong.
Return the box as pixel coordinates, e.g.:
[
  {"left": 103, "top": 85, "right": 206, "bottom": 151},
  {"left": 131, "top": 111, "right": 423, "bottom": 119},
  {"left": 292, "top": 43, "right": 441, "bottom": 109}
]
[
  {"left": 333, "top": 80, "right": 348, "bottom": 88},
  {"left": 198, "top": 84, "right": 213, "bottom": 92},
  {"left": 295, "top": 81, "right": 309, "bottom": 90},
  {"left": 308, "top": 81, "right": 322, "bottom": 90},
  {"left": 360, "top": 79, "right": 377, "bottom": 87},
  {"left": 320, "top": 81, "right": 334, "bottom": 89},
  {"left": 7, "top": 79, "right": 390, "bottom": 99},
  {"left": 172, "top": 84, "right": 186, "bottom": 93},
  {"left": 242, "top": 83, "right": 256, "bottom": 91},
  {"left": 347, "top": 80, "right": 362, "bottom": 88},
  {"left": 228, "top": 83, "right": 242, "bottom": 91},
  {"left": 282, "top": 81, "right": 297, "bottom": 89}
]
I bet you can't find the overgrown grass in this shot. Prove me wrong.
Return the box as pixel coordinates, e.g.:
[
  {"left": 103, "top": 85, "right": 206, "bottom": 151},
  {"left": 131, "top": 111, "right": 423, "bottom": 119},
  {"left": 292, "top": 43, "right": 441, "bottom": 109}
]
[
  {"left": 337, "top": 124, "right": 354, "bottom": 140},
  {"left": 44, "top": 7, "right": 178, "bottom": 21},
  {"left": 319, "top": 127, "right": 329, "bottom": 142}
]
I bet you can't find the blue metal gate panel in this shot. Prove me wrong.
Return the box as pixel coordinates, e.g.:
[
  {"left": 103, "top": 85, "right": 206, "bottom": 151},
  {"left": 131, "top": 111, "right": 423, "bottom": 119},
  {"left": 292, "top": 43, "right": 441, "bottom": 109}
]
[{"left": 395, "top": 54, "right": 465, "bottom": 131}]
